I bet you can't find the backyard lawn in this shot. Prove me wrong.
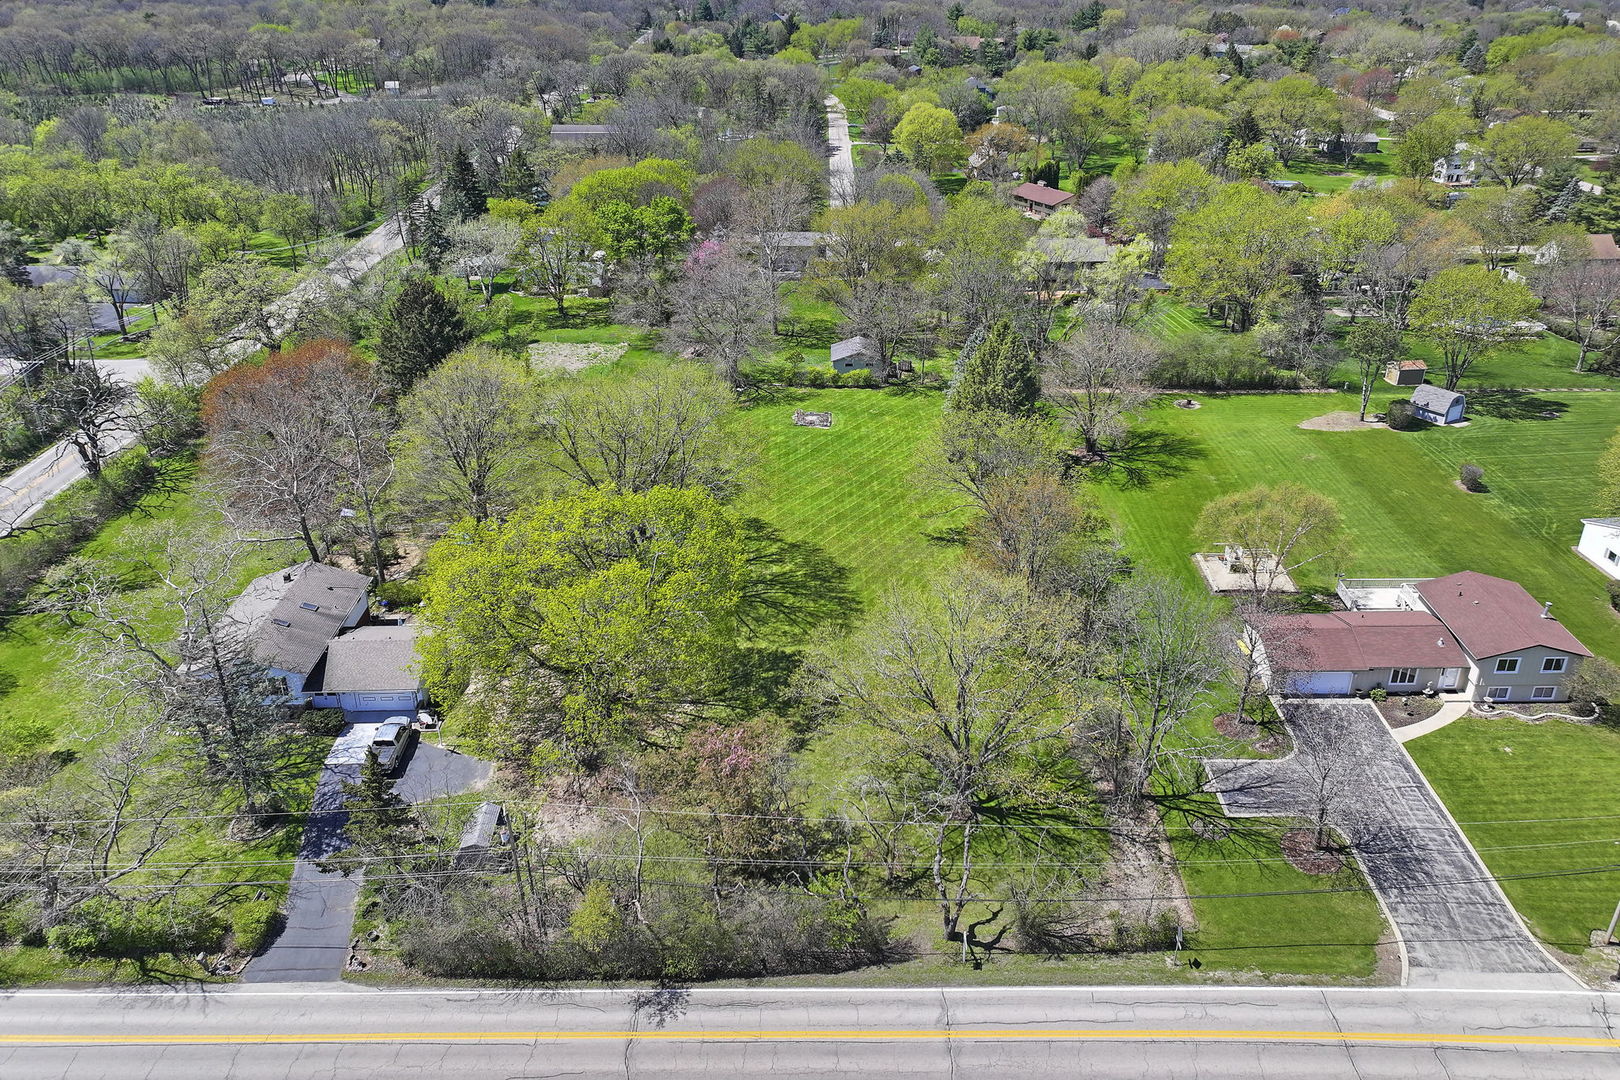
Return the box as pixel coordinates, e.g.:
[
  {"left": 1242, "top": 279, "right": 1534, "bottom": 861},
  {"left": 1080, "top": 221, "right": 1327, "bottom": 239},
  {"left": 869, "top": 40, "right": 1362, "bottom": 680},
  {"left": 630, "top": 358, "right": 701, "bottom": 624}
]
[{"left": 1406, "top": 717, "right": 1620, "bottom": 954}]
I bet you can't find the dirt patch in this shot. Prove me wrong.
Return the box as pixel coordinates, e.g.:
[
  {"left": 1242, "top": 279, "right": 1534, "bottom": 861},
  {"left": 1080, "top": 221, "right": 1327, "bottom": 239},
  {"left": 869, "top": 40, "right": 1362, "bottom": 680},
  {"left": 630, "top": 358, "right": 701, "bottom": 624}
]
[
  {"left": 1375, "top": 695, "right": 1444, "bottom": 728},
  {"left": 1280, "top": 829, "right": 1346, "bottom": 875},
  {"left": 1297, "top": 411, "right": 1381, "bottom": 431},
  {"left": 1212, "top": 713, "right": 1261, "bottom": 741},
  {"left": 527, "top": 340, "right": 628, "bottom": 373},
  {"left": 1173, "top": 398, "right": 1202, "bottom": 410}
]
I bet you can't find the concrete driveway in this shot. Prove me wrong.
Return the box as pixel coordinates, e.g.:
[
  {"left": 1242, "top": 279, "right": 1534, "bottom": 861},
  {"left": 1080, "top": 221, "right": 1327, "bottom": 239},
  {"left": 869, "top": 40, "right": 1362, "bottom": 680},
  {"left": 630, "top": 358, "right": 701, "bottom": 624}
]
[
  {"left": 1204, "top": 700, "right": 1574, "bottom": 988},
  {"left": 241, "top": 723, "right": 490, "bottom": 984}
]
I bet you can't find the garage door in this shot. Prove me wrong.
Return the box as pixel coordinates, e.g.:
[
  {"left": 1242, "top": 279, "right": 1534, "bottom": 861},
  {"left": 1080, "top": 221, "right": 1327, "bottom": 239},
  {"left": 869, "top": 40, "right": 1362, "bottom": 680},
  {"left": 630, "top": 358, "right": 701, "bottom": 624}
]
[
  {"left": 343, "top": 691, "right": 419, "bottom": 711},
  {"left": 1286, "top": 671, "right": 1354, "bottom": 696}
]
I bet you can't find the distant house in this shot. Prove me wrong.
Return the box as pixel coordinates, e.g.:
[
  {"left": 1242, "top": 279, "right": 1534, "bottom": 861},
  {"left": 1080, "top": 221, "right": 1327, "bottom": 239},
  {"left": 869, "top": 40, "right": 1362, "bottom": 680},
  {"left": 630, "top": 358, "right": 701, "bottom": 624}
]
[
  {"left": 305, "top": 624, "right": 426, "bottom": 716},
  {"left": 754, "top": 231, "right": 829, "bottom": 277},
  {"left": 1433, "top": 144, "right": 1477, "bottom": 185},
  {"left": 963, "top": 75, "right": 994, "bottom": 97},
  {"left": 1316, "top": 131, "right": 1380, "bottom": 155},
  {"left": 1384, "top": 359, "right": 1427, "bottom": 386},
  {"left": 1028, "top": 235, "right": 1113, "bottom": 275},
  {"left": 1576, "top": 518, "right": 1620, "bottom": 580},
  {"left": 1410, "top": 384, "right": 1467, "bottom": 425},
  {"left": 1010, "top": 181, "right": 1075, "bottom": 218},
  {"left": 1252, "top": 570, "right": 1591, "bottom": 702},
  {"left": 220, "top": 562, "right": 370, "bottom": 699},
  {"left": 1533, "top": 233, "right": 1620, "bottom": 266},
  {"left": 831, "top": 335, "right": 879, "bottom": 374},
  {"left": 549, "top": 124, "right": 619, "bottom": 151}
]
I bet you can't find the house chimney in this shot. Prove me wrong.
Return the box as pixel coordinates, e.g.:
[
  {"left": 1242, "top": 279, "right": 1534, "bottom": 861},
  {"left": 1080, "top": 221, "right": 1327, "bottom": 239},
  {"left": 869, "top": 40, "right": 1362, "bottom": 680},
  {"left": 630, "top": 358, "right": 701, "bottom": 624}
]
[{"left": 1540, "top": 601, "right": 1553, "bottom": 618}]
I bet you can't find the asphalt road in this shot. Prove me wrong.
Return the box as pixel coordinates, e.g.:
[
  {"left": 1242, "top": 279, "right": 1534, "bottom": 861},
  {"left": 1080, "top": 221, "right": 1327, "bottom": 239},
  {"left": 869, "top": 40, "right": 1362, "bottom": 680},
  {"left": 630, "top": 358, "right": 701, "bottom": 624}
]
[
  {"left": 1205, "top": 701, "right": 1573, "bottom": 989},
  {"left": 825, "top": 95, "right": 854, "bottom": 207},
  {"left": 0, "top": 985, "right": 1617, "bottom": 1078}
]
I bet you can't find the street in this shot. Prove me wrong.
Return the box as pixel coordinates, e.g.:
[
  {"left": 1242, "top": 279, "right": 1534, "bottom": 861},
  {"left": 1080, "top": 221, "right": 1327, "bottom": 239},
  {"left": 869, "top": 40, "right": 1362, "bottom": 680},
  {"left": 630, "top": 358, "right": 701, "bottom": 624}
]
[{"left": 0, "top": 984, "right": 1616, "bottom": 1078}]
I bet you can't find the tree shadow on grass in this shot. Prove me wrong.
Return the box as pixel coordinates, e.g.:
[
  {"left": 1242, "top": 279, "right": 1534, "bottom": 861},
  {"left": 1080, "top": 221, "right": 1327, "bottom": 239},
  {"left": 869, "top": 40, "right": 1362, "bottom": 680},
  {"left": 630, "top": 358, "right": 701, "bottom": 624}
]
[
  {"left": 1083, "top": 427, "right": 1208, "bottom": 489},
  {"left": 777, "top": 312, "right": 842, "bottom": 349},
  {"left": 1464, "top": 390, "right": 1572, "bottom": 421}
]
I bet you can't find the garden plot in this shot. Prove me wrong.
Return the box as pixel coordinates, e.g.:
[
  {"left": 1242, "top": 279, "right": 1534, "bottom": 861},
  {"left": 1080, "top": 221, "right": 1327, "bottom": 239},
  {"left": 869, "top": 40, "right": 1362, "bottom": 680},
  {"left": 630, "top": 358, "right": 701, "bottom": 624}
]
[{"left": 526, "top": 341, "right": 628, "bottom": 373}]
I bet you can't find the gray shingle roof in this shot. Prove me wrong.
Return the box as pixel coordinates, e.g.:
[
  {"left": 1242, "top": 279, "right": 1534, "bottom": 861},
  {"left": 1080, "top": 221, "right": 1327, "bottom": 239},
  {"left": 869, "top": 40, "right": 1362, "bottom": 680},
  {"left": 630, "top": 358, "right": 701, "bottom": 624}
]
[
  {"left": 831, "top": 335, "right": 877, "bottom": 361},
  {"left": 225, "top": 562, "right": 370, "bottom": 676},
  {"left": 310, "top": 624, "right": 421, "bottom": 693},
  {"left": 1411, "top": 384, "right": 1464, "bottom": 412}
]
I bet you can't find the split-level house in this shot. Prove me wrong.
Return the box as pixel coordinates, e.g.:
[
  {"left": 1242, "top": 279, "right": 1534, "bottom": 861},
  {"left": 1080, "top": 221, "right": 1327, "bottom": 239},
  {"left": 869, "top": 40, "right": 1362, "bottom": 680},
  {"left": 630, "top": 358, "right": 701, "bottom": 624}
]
[{"left": 1251, "top": 570, "right": 1591, "bottom": 703}]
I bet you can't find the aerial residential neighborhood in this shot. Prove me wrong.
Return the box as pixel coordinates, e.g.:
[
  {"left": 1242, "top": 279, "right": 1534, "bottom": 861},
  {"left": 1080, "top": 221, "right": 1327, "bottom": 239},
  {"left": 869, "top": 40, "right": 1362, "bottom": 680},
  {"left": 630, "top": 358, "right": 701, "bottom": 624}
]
[{"left": 2, "top": 0, "right": 1620, "bottom": 1076}]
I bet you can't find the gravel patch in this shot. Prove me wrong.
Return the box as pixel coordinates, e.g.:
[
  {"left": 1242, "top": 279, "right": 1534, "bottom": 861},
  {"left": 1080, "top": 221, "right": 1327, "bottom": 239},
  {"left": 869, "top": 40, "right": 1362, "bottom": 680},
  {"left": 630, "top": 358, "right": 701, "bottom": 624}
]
[
  {"left": 527, "top": 341, "right": 628, "bottom": 373},
  {"left": 1297, "top": 411, "right": 1383, "bottom": 431}
]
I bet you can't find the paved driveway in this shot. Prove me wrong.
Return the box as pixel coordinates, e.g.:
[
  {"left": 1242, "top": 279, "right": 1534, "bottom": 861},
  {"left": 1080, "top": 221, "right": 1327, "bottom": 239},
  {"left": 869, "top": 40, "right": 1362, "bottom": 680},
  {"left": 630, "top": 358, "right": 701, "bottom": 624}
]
[
  {"left": 241, "top": 724, "right": 490, "bottom": 983},
  {"left": 1204, "top": 700, "right": 1574, "bottom": 988}
]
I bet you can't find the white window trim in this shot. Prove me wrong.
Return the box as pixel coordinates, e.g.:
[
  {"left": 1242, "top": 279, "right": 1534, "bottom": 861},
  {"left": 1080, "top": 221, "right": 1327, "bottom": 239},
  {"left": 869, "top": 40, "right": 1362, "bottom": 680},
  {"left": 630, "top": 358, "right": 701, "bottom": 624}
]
[
  {"left": 1531, "top": 686, "right": 1557, "bottom": 701},
  {"left": 1494, "top": 657, "right": 1520, "bottom": 673},
  {"left": 1541, "top": 656, "right": 1567, "bottom": 673},
  {"left": 1486, "top": 686, "right": 1512, "bottom": 701},
  {"left": 1388, "top": 667, "right": 1418, "bottom": 686}
]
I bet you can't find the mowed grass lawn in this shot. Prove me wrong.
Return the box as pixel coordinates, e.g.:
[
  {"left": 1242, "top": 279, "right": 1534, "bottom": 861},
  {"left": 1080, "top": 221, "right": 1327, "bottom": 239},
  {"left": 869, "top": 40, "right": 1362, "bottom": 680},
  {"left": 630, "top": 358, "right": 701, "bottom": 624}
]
[
  {"left": 1093, "top": 390, "right": 1620, "bottom": 659},
  {"left": 729, "top": 388, "right": 966, "bottom": 598},
  {"left": 1406, "top": 717, "right": 1620, "bottom": 954}
]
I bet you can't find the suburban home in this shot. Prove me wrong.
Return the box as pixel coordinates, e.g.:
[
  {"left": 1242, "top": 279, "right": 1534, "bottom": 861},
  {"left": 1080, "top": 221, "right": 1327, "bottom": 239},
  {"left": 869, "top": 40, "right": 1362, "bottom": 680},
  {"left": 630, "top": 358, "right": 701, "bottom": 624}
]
[
  {"left": 1010, "top": 181, "right": 1076, "bottom": 218},
  {"left": 1384, "top": 359, "right": 1427, "bottom": 386},
  {"left": 221, "top": 562, "right": 370, "bottom": 699},
  {"left": 1432, "top": 145, "right": 1478, "bottom": 185},
  {"left": 548, "top": 124, "right": 619, "bottom": 151},
  {"left": 1315, "top": 131, "right": 1380, "bottom": 156},
  {"left": 1251, "top": 570, "right": 1591, "bottom": 703},
  {"left": 752, "top": 231, "right": 829, "bottom": 277},
  {"left": 305, "top": 624, "right": 427, "bottom": 716},
  {"left": 1576, "top": 518, "right": 1620, "bottom": 579},
  {"left": 831, "top": 335, "right": 880, "bottom": 373},
  {"left": 1533, "top": 233, "right": 1620, "bottom": 266},
  {"left": 1410, "top": 384, "right": 1466, "bottom": 425},
  {"left": 1027, "top": 235, "right": 1113, "bottom": 275},
  {"left": 220, "top": 561, "right": 428, "bottom": 718}
]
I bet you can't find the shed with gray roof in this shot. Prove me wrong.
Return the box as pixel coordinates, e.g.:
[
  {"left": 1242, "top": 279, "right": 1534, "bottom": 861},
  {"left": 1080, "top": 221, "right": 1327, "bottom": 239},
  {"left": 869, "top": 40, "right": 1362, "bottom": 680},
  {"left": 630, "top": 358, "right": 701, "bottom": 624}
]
[{"left": 1409, "top": 384, "right": 1466, "bottom": 425}]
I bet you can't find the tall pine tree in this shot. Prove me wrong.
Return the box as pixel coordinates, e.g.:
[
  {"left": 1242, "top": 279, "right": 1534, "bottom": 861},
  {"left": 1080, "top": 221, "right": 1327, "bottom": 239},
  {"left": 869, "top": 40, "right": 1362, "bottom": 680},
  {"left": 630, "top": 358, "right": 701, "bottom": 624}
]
[
  {"left": 376, "top": 277, "right": 471, "bottom": 393},
  {"left": 411, "top": 202, "right": 451, "bottom": 273},
  {"left": 443, "top": 146, "right": 488, "bottom": 221},
  {"left": 949, "top": 320, "right": 1040, "bottom": 416}
]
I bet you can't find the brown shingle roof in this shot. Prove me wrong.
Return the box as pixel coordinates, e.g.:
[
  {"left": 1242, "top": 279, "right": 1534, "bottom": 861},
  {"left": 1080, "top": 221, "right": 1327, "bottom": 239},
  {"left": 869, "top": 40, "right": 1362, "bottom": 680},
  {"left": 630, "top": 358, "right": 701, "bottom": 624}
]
[
  {"left": 1414, "top": 571, "right": 1592, "bottom": 659},
  {"left": 1392, "top": 360, "right": 1427, "bottom": 370},
  {"left": 1262, "top": 611, "right": 1460, "bottom": 671},
  {"left": 1011, "top": 182, "right": 1075, "bottom": 208},
  {"left": 1589, "top": 234, "right": 1620, "bottom": 260}
]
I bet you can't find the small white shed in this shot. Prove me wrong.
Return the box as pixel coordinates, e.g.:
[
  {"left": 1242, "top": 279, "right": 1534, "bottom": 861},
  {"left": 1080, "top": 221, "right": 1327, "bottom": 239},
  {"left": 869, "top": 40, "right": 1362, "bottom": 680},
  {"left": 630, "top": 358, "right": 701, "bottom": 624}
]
[{"left": 1576, "top": 518, "right": 1620, "bottom": 579}]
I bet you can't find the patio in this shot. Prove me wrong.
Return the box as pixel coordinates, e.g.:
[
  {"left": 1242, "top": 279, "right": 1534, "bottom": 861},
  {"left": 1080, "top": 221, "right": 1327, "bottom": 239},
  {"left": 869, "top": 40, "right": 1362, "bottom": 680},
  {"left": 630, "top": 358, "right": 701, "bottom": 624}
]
[{"left": 1192, "top": 546, "right": 1298, "bottom": 594}]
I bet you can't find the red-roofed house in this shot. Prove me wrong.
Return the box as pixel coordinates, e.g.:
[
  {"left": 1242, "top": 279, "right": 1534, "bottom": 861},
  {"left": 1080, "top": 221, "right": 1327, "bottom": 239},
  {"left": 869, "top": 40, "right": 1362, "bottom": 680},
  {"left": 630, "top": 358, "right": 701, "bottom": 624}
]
[
  {"left": 1251, "top": 571, "right": 1591, "bottom": 702},
  {"left": 1010, "top": 181, "right": 1076, "bottom": 218}
]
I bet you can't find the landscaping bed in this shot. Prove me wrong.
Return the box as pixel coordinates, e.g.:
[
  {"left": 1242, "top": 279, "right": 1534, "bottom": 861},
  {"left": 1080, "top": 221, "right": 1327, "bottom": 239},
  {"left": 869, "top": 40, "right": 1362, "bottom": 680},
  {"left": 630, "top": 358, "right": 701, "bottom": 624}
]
[{"left": 1374, "top": 695, "right": 1444, "bottom": 728}]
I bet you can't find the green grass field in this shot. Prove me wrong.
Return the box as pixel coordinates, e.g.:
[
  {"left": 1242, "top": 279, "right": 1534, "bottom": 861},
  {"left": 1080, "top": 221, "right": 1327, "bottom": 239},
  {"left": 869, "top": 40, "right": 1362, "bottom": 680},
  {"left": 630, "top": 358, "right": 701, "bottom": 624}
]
[{"left": 1406, "top": 717, "right": 1620, "bottom": 953}]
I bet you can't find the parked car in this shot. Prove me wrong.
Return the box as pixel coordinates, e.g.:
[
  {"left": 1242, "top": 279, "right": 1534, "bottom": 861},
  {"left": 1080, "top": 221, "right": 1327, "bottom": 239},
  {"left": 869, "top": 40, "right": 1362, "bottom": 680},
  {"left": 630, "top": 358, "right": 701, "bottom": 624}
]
[{"left": 370, "top": 717, "right": 416, "bottom": 775}]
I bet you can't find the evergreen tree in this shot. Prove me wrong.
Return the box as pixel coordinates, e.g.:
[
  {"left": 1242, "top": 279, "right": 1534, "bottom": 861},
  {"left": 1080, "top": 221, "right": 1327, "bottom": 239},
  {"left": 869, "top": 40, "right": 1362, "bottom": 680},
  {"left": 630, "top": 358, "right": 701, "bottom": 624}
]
[
  {"left": 949, "top": 320, "right": 1040, "bottom": 416},
  {"left": 410, "top": 202, "right": 452, "bottom": 273},
  {"left": 376, "top": 277, "right": 471, "bottom": 393},
  {"left": 496, "top": 146, "right": 536, "bottom": 200},
  {"left": 1544, "top": 177, "right": 1581, "bottom": 223},
  {"left": 1461, "top": 40, "right": 1486, "bottom": 74},
  {"left": 1071, "top": 0, "right": 1105, "bottom": 30},
  {"left": 443, "top": 146, "right": 488, "bottom": 221},
  {"left": 697, "top": 0, "right": 714, "bottom": 20},
  {"left": 1227, "top": 110, "right": 1263, "bottom": 147},
  {"left": 1453, "top": 28, "right": 1478, "bottom": 60},
  {"left": 948, "top": 2, "right": 965, "bottom": 23}
]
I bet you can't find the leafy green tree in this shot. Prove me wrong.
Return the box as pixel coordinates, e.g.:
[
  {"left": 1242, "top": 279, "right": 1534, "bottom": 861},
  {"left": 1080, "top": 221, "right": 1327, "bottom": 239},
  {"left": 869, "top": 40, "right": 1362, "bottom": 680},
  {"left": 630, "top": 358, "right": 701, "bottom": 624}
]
[
  {"left": 892, "top": 102, "right": 966, "bottom": 176},
  {"left": 443, "top": 146, "right": 488, "bottom": 221},
  {"left": 1407, "top": 265, "right": 1540, "bottom": 389},
  {"left": 1241, "top": 74, "right": 1339, "bottom": 168},
  {"left": 375, "top": 276, "right": 471, "bottom": 393},
  {"left": 1113, "top": 160, "right": 1219, "bottom": 268},
  {"left": 1343, "top": 320, "right": 1402, "bottom": 422},
  {"left": 1392, "top": 111, "right": 1468, "bottom": 180},
  {"left": 420, "top": 486, "right": 749, "bottom": 772},
  {"left": 949, "top": 320, "right": 1041, "bottom": 416},
  {"left": 597, "top": 196, "right": 694, "bottom": 267},
  {"left": 1165, "top": 182, "right": 1315, "bottom": 332},
  {"left": 1477, "top": 116, "right": 1579, "bottom": 188},
  {"left": 1597, "top": 430, "right": 1620, "bottom": 515}
]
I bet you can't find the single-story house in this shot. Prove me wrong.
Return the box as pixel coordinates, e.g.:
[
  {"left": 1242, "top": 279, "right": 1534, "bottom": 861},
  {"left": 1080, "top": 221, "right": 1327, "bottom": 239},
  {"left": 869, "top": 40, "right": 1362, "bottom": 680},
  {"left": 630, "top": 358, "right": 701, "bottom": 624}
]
[
  {"left": 549, "top": 124, "right": 619, "bottom": 151},
  {"left": 1252, "top": 570, "right": 1591, "bottom": 702},
  {"left": 1575, "top": 517, "right": 1620, "bottom": 579},
  {"left": 1315, "top": 131, "right": 1380, "bottom": 155},
  {"left": 1533, "top": 233, "right": 1620, "bottom": 266},
  {"left": 1010, "top": 181, "right": 1075, "bottom": 218},
  {"left": 1027, "top": 235, "right": 1113, "bottom": 275},
  {"left": 1410, "top": 383, "right": 1466, "bottom": 425},
  {"left": 831, "top": 335, "right": 880, "bottom": 374},
  {"left": 1384, "top": 359, "right": 1427, "bottom": 386},
  {"left": 220, "top": 561, "right": 370, "bottom": 698},
  {"left": 754, "top": 231, "right": 829, "bottom": 277},
  {"left": 305, "top": 624, "right": 426, "bottom": 715}
]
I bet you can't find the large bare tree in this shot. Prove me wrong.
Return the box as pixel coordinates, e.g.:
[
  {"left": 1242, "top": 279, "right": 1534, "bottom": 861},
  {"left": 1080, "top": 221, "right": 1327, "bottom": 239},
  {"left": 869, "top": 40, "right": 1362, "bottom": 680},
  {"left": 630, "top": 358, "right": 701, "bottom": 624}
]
[
  {"left": 1043, "top": 319, "right": 1161, "bottom": 458},
  {"left": 665, "top": 245, "right": 775, "bottom": 387}
]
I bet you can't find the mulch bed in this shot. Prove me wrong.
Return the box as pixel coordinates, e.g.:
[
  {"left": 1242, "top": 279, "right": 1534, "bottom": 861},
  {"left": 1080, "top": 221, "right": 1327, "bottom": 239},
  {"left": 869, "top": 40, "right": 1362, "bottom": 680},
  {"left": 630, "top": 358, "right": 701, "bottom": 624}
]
[
  {"left": 1375, "top": 695, "right": 1444, "bottom": 728},
  {"left": 1280, "top": 829, "right": 1346, "bottom": 875}
]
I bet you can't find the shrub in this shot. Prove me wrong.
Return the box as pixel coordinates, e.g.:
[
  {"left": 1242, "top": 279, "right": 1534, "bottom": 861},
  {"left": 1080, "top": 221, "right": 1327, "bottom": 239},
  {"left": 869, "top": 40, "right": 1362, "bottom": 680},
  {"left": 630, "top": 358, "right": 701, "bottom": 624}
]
[
  {"left": 228, "top": 900, "right": 283, "bottom": 956},
  {"left": 1369, "top": 687, "right": 1387, "bottom": 702},
  {"left": 1151, "top": 335, "right": 1304, "bottom": 391},
  {"left": 48, "top": 896, "right": 224, "bottom": 962},
  {"left": 375, "top": 578, "right": 424, "bottom": 611},
  {"left": 836, "top": 368, "right": 877, "bottom": 388},
  {"left": 301, "top": 708, "right": 346, "bottom": 737},
  {"left": 1384, "top": 399, "right": 1420, "bottom": 430},
  {"left": 1459, "top": 463, "right": 1485, "bottom": 491},
  {"left": 1607, "top": 580, "right": 1620, "bottom": 613}
]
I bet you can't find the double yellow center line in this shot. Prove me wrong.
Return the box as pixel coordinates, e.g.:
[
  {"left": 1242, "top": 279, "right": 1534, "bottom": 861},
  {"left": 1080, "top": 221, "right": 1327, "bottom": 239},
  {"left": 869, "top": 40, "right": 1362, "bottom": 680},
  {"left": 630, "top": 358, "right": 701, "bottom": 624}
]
[{"left": 1, "top": 1028, "right": 1617, "bottom": 1048}]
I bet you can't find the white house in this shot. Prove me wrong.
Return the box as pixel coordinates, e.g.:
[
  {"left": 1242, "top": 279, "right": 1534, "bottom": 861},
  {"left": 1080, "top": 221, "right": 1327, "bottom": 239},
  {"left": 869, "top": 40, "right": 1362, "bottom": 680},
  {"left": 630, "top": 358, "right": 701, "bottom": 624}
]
[
  {"left": 1410, "top": 384, "right": 1466, "bottom": 425},
  {"left": 1251, "top": 570, "right": 1591, "bottom": 703},
  {"left": 831, "top": 335, "right": 880, "bottom": 373},
  {"left": 1576, "top": 518, "right": 1620, "bottom": 579},
  {"left": 1432, "top": 144, "right": 1477, "bottom": 185}
]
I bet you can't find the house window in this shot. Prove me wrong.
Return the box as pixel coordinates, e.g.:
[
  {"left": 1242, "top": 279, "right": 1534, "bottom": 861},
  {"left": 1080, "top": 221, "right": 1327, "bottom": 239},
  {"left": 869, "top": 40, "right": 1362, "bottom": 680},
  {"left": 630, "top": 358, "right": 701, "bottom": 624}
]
[
  {"left": 1608, "top": 549, "right": 1619, "bottom": 564},
  {"left": 1494, "top": 657, "right": 1520, "bottom": 673},
  {"left": 1486, "top": 686, "right": 1512, "bottom": 701},
  {"left": 1389, "top": 667, "right": 1418, "bottom": 686},
  {"left": 1541, "top": 656, "right": 1567, "bottom": 673},
  {"left": 1531, "top": 686, "right": 1557, "bottom": 701}
]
